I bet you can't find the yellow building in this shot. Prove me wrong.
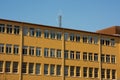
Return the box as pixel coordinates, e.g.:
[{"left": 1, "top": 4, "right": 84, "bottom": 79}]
[{"left": 0, "top": 18, "right": 120, "bottom": 80}]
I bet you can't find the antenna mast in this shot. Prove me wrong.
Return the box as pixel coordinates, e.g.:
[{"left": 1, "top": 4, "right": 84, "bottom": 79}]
[{"left": 59, "top": 15, "right": 62, "bottom": 27}]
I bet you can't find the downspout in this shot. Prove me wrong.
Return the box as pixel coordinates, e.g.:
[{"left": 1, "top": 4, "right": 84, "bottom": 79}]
[{"left": 99, "top": 34, "right": 102, "bottom": 80}]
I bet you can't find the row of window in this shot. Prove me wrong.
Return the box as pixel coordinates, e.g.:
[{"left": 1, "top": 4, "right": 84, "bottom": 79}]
[
  {"left": 0, "top": 43, "right": 116, "bottom": 63},
  {"left": 0, "top": 24, "right": 115, "bottom": 46},
  {"left": 0, "top": 24, "right": 20, "bottom": 34},
  {"left": 0, "top": 61, "right": 116, "bottom": 79},
  {"left": 83, "top": 52, "right": 116, "bottom": 64}
]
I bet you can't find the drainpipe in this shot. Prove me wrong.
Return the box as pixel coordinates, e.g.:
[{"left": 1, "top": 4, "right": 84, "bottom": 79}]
[{"left": 99, "top": 34, "right": 102, "bottom": 80}]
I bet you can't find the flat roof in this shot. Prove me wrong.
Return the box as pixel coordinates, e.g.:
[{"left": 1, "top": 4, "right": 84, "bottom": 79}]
[{"left": 0, "top": 18, "right": 120, "bottom": 38}]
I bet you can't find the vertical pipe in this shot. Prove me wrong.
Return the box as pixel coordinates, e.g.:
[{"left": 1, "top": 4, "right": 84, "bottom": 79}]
[
  {"left": 99, "top": 35, "right": 102, "bottom": 80},
  {"left": 19, "top": 24, "right": 23, "bottom": 80},
  {"left": 62, "top": 29, "right": 65, "bottom": 80}
]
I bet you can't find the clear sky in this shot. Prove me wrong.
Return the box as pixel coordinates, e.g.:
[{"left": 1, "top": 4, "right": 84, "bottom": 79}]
[{"left": 0, "top": 0, "right": 120, "bottom": 32}]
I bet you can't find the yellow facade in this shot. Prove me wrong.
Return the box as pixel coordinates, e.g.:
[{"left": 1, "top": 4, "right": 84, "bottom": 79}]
[{"left": 0, "top": 19, "right": 120, "bottom": 80}]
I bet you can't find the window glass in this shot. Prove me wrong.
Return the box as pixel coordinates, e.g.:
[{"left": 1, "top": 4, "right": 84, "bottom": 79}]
[
  {"left": 29, "top": 47, "right": 34, "bottom": 56},
  {"left": 64, "top": 50, "right": 68, "bottom": 59},
  {"left": 36, "top": 63, "right": 40, "bottom": 74},
  {"left": 83, "top": 52, "right": 87, "bottom": 60},
  {"left": 44, "top": 30, "right": 49, "bottom": 38},
  {"left": 76, "top": 52, "right": 80, "bottom": 60},
  {"left": 6, "top": 44, "right": 12, "bottom": 54},
  {"left": 44, "top": 48, "right": 49, "bottom": 57},
  {"left": 101, "top": 54, "right": 105, "bottom": 62},
  {"left": 88, "top": 53, "right": 93, "bottom": 61},
  {"left": 94, "top": 37, "right": 98, "bottom": 44},
  {"left": 94, "top": 68, "right": 98, "bottom": 78},
  {"left": 23, "top": 27, "right": 28, "bottom": 36},
  {"left": 89, "top": 68, "right": 93, "bottom": 77},
  {"left": 94, "top": 53, "right": 98, "bottom": 61},
  {"left": 29, "top": 63, "right": 34, "bottom": 74},
  {"left": 88, "top": 36, "right": 92, "bottom": 44},
  {"left": 36, "top": 29, "right": 41, "bottom": 37},
  {"left": 0, "top": 61, "right": 3, "bottom": 72},
  {"left": 7, "top": 24, "right": 12, "bottom": 34},
  {"left": 50, "top": 49, "right": 55, "bottom": 57},
  {"left": 64, "top": 66, "right": 68, "bottom": 76},
  {"left": 70, "top": 66, "right": 74, "bottom": 76},
  {"left": 22, "top": 46, "right": 28, "bottom": 55},
  {"left": 14, "top": 45, "right": 19, "bottom": 54},
  {"left": 5, "top": 61, "right": 11, "bottom": 72},
  {"left": 30, "top": 28, "right": 35, "bottom": 36},
  {"left": 0, "top": 24, "right": 5, "bottom": 33},
  {"left": 50, "top": 64, "right": 55, "bottom": 75},
  {"left": 101, "top": 69, "right": 105, "bottom": 78},
  {"left": 22, "top": 62, "right": 27, "bottom": 73},
  {"left": 56, "top": 65, "right": 61, "bottom": 75},
  {"left": 14, "top": 26, "right": 20, "bottom": 34},
  {"left": 0, "top": 44, "right": 4, "bottom": 53},
  {"left": 76, "top": 67, "right": 80, "bottom": 76},
  {"left": 50, "top": 31, "right": 55, "bottom": 39},
  {"left": 70, "top": 34, "right": 74, "bottom": 41},
  {"left": 57, "top": 49, "right": 61, "bottom": 58},
  {"left": 106, "top": 55, "right": 110, "bottom": 63},
  {"left": 70, "top": 51, "right": 74, "bottom": 59},
  {"left": 83, "top": 67, "right": 87, "bottom": 77},
  {"left": 36, "top": 47, "right": 41, "bottom": 56},
  {"left": 83, "top": 36, "right": 87, "bottom": 43},
  {"left": 76, "top": 34, "right": 80, "bottom": 42},
  {"left": 112, "top": 70, "right": 116, "bottom": 79},
  {"left": 13, "top": 62, "right": 18, "bottom": 73},
  {"left": 64, "top": 33, "right": 69, "bottom": 41},
  {"left": 111, "top": 55, "right": 115, "bottom": 63},
  {"left": 57, "top": 32, "right": 62, "bottom": 40},
  {"left": 44, "top": 64, "right": 49, "bottom": 75}
]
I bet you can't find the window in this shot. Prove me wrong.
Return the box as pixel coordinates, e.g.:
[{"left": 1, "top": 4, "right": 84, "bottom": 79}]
[
  {"left": 23, "top": 27, "right": 28, "bottom": 36},
  {"left": 76, "top": 52, "right": 80, "bottom": 60},
  {"left": 7, "top": 24, "right": 12, "bottom": 34},
  {"left": 13, "top": 62, "right": 18, "bottom": 73},
  {"left": 70, "top": 66, "right": 74, "bottom": 76},
  {"left": 44, "top": 64, "right": 49, "bottom": 75},
  {"left": 0, "top": 44, "right": 4, "bottom": 53},
  {"left": 29, "top": 63, "right": 34, "bottom": 74},
  {"left": 101, "top": 54, "right": 105, "bottom": 62},
  {"left": 112, "top": 70, "right": 116, "bottom": 79},
  {"left": 36, "top": 47, "right": 41, "bottom": 56},
  {"left": 44, "top": 30, "right": 49, "bottom": 38},
  {"left": 106, "top": 55, "right": 110, "bottom": 63},
  {"left": 50, "top": 64, "right": 55, "bottom": 75},
  {"left": 22, "top": 46, "right": 28, "bottom": 55},
  {"left": 101, "top": 69, "right": 105, "bottom": 78},
  {"left": 64, "top": 66, "right": 68, "bottom": 76},
  {"left": 5, "top": 61, "right": 11, "bottom": 72},
  {"left": 76, "top": 67, "right": 80, "bottom": 76},
  {"left": 36, "top": 63, "right": 40, "bottom": 74},
  {"left": 0, "top": 24, "right": 5, "bottom": 32},
  {"left": 89, "top": 68, "right": 93, "bottom": 77},
  {"left": 14, "top": 45, "right": 19, "bottom": 54},
  {"left": 88, "top": 36, "right": 92, "bottom": 44},
  {"left": 36, "top": 29, "right": 41, "bottom": 37},
  {"left": 70, "top": 51, "right": 74, "bottom": 59},
  {"left": 50, "top": 31, "right": 55, "bottom": 39},
  {"left": 94, "top": 53, "right": 98, "bottom": 61},
  {"left": 94, "top": 68, "right": 98, "bottom": 78},
  {"left": 70, "top": 34, "right": 74, "bottom": 41},
  {"left": 56, "top": 65, "right": 61, "bottom": 75},
  {"left": 50, "top": 49, "right": 55, "bottom": 57},
  {"left": 100, "top": 39, "right": 104, "bottom": 45},
  {"left": 64, "top": 33, "right": 69, "bottom": 41},
  {"left": 14, "top": 26, "right": 20, "bottom": 34},
  {"left": 111, "top": 55, "right": 115, "bottom": 63},
  {"left": 106, "top": 39, "right": 110, "bottom": 46},
  {"left": 111, "top": 39, "right": 115, "bottom": 46},
  {"left": 83, "top": 36, "right": 87, "bottom": 43},
  {"left": 57, "top": 32, "right": 62, "bottom": 40},
  {"left": 30, "top": 28, "right": 35, "bottom": 36},
  {"left": 83, "top": 52, "right": 87, "bottom": 60},
  {"left": 29, "top": 47, "right": 34, "bottom": 56},
  {"left": 88, "top": 53, "right": 92, "bottom": 61},
  {"left": 64, "top": 50, "right": 68, "bottom": 59},
  {"left": 57, "top": 49, "right": 61, "bottom": 58},
  {"left": 94, "top": 37, "right": 98, "bottom": 44},
  {"left": 44, "top": 48, "right": 49, "bottom": 57},
  {"left": 22, "top": 62, "right": 27, "bottom": 73},
  {"left": 0, "top": 61, "right": 3, "bottom": 72},
  {"left": 106, "top": 69, "right": 110, "bottom": 79},
  {"left": 76, "top": 34, "right": 80, "bottom": 42},
  {"left": 6, "top": 44, "right": 12, "bottom": 54},
  {"left": 83, "top": 67, "right": 87, "bottom": 77}
]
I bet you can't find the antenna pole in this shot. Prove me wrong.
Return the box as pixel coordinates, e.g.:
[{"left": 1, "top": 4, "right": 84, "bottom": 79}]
[{"left": 59, "top": 15, "right": 62, "bottom": 27}]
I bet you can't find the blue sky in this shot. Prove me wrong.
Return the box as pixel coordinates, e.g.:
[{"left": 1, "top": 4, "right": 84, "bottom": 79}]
[{"left": 0, "top": 0, "right": 120, "bottom": 32}]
